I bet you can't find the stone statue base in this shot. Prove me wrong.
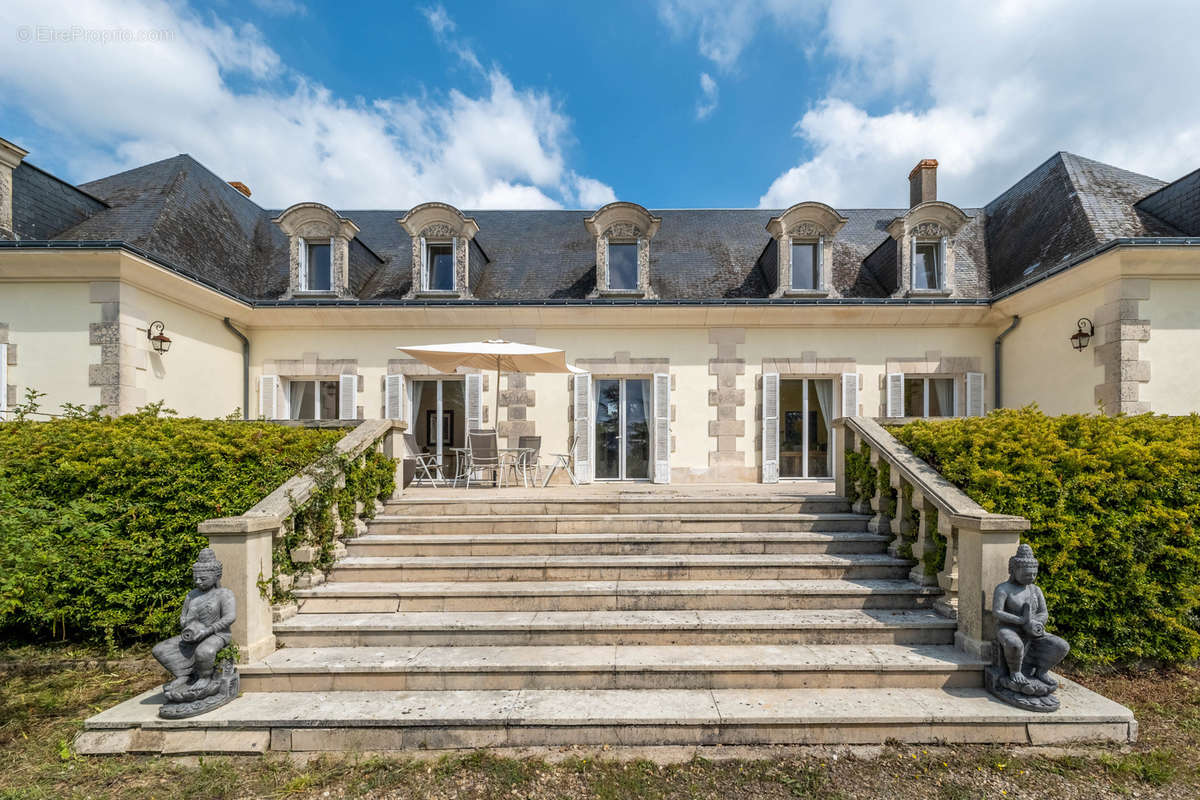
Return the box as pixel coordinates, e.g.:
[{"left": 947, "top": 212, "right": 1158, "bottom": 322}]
[
  {"left": 984, "top": 663, "right": 1060, "bottom": 712},
  {"left": 158, "top": 661, "right": 240, "bottom": 719}
]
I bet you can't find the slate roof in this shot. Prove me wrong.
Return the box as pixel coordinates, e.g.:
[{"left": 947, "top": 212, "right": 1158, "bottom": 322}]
[{"left": 8, "top": 149, "right": 1191, "bottom": 304}]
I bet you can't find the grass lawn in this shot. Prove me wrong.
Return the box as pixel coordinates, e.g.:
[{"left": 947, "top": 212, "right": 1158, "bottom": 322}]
[{"left": 2, "top": 646, "right": 1198, "bottom": 800}]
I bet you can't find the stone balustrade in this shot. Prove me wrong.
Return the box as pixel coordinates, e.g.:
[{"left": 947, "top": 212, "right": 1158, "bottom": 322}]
[
  {"left": 832, "top": 416, "right": 1029, "bottom": 659},
  {"left": 198, "top": 419, "right": 407, "bottom": 661}
]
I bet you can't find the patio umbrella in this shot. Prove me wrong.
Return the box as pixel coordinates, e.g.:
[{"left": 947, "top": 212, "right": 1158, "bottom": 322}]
[{"left": 396, "top": 339, "right": 585, "bottom": 423}]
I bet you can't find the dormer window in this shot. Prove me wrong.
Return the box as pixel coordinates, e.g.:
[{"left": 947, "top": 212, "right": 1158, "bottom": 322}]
[
  {"left": 912, "top": 240, "right": 944, "bottom": 290},
  {"left": 766, "top": 202, "right": 847, "bottom": 298},
  {"left": 607, "top": 242, "right": 638, "bottom": 291},
  {"left": 302, "top": 238, "right": 332, "bottom": 292},
  {"left": 424, "top": 241, "right": 455, "bottom": 291},
  {"left": 584, "top": 202, "right": 662, "bottom": 298},
  {"left": 398, "top": 203, "right": 480, "bottom": 299},
  {"left": 790, "top": 239, "right": 822, "bottom": 291},
  {"left": 272, "top": 203, "right": 360, "bottom": 299}
]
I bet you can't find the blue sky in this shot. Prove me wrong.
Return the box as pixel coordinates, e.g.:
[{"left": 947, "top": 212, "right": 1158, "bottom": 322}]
[{"left": 1, "top": 0, "right": 1198, "bottom": 211}]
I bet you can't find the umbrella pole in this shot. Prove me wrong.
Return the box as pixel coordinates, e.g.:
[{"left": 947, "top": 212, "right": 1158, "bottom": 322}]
[{"left": 496, "top": 356, "right": 501, "bottom": 433}]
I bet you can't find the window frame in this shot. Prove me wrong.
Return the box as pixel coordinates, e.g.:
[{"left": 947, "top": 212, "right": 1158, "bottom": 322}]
[
  {"left": 606, "top": 240, "right": 640, "bottom": 292},
  {"left": 422, "top": 239, "right": 457, "bottom": 292},
  {"left": 789, "top": 237, "right": 823, "bottom": 292},
  {"left": 911, "top": 238, "right": 945, "bottom": 291},
  {"left": 297, "top": 236, "right": 335, "bottom": 294},
  {"left": 902, "top": 375, "right": 958, "bottom": 418},
  {"left": 285, "top": 378, "right": 341, "bottom": 420}
]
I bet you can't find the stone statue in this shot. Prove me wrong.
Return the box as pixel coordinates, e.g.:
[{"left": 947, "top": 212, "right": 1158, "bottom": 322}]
[
  {"left": 985, "top": 543, "right": 1070, "bottom": 712},
  {"left": 152, "top": 547, "right": 240, "bottom": 719}
]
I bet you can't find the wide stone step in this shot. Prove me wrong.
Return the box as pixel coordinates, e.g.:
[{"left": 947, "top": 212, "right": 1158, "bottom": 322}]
[
  {"left": 294, "top": 578, "right": 940, "bottom": 613},
  {"left": 272, "top": 608, "right": 956, "bottom": 647},
  {"left": 78, "top": 680, "right": 1136, "bottom": 753},
  {"left": 383, "top": 496, "right": 852, "bottom": 517},
  {"left": 367, "top": 513, "right": 872, "bottom": 535},
  {"left": 239, "top": 644, "right": 987, "bottom": 692},
  {"left": 330, "top": 553, "right": 913, "bottom": 582},
  {"left": 345, "top": 531, "right": 889, "bottom": 557}
]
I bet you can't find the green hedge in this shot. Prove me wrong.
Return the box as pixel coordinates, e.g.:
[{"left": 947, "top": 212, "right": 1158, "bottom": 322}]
[
  {"left": 0, "top": 412, "right": 348, "bottom": 646},
  {"left": 894, "top": 409, "right": 1200, "bottom": 666}
]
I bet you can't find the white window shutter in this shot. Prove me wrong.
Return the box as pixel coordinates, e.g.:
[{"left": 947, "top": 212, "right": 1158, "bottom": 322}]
[
  {"left": 840, "top": 372, "right": 858, "bottom": 418},
  {"left": 938, "top": 237, "right": 948, "bottom": 289},
  {"left": 572, "top": 373, "right": 592, "bottom": 484},
  {"left": 0, "top": 343, "right": 7, "bottom": 418},
  {"left": 259, "top": 375, "right": 278, "bottom": 420},
  {"left": 762, "top": 372, "right": 780, "bottom": 484},
  {"left": 419, "top": 236, "right": 428, "bottom": 290},
  {"left": 652, "top": 373, "right": 670, "bottom": 484},
  {"left": 465, "top": 373, "right": 483, "bottom": 430},
  {"left": 886, "top": 372, "right": 905, "bottom": 418},
  {"left": 297, "top": 237, "right": 307, "bottom": 290},
  {"left": 339, "top": 374, "right": 358, "bottom": 420},
  {"left": 385, "top": 374, "right": 405, "bottom": 421},
  {"left": 966, "top": 372, "right": 985, "bottom": 416}
]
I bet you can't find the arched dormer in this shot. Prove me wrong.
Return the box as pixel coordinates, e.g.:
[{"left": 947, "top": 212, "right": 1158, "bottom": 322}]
[
  {"left": 885, "top": 200, "right": 970, "bottom": 297},
  {"left": 766, "top": 202, "right": 848, "bottom": 297},
  {"left": 397, "top": 202, "right": 480, "bottom": 298},
  {"left": 273, "top": 202, "right": 360, "bottom": 298},
  {"left": 584, "top": 201, "right": 661, "bottom": 297}
]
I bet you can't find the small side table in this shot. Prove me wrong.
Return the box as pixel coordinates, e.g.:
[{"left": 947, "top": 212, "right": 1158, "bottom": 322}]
[{"left": 541, "top": 453, "right": 578, "bottom": 487}]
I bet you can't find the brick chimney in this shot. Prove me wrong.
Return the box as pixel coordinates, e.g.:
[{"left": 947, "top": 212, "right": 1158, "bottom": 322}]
[
  {"left": 0, "top": 137, "right": 29, "bottom": 240},
  {"left": 908, "top": 159, "right": 937, "bottom": 208},
  {"left": 228, "top": 181, "right": 252, "bottom": 198}
]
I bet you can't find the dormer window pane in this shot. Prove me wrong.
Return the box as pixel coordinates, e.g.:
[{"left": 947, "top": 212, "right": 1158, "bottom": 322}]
[
  {"left": 608, "top": 243, "right": 638, "bottom": 290},
  {"left": 790, "top": 242, "right": 818, "bottom": 290},
  {"left": 306, "top": 242, "right": 331, "bottom": 291},
  {"left": 427, "top": 242, "right": 455, "bottom": 291},
  {"left": 914, "top": 241, "right": 941, "bottom": 289}
]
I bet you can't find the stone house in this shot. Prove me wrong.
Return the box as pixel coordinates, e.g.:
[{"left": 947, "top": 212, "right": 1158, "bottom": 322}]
[{"left": 1, "top": 136, "right": 1198, "bottom": 483}]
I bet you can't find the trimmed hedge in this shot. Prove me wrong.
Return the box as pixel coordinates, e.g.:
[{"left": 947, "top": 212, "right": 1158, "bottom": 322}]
[
  {"left": 894, "top": 409, "right": 1200, "bottom": 666},
  {"left": 0, "top": 412, "right": 348, "bottom": 646}
]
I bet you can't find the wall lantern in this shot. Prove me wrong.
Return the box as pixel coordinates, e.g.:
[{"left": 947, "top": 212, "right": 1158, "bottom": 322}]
[
  {"left": 147, "top": 320, "right": 172, "bottom": 354},
  {"left": 1070, "top": 318, "right": 1094, "bottom": 351}
]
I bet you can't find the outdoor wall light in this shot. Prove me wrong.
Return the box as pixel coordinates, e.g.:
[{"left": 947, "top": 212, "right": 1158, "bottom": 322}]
[
  {"left": 1070, "top": 318, "right": 1094, "bottom": 351},
  {"left": 147, "top": 320, "right": 172, "bottom": 354}
]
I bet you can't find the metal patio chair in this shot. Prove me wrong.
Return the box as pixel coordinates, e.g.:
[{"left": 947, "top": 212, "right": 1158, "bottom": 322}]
[
  {"left": 403, "top": 432, "right": 443, "bottom": 486},
  {"left": 464, "top": 429, "right": 502, "bottom": 488}
]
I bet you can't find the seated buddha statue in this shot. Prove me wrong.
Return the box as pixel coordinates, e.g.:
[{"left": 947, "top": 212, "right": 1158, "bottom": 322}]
[
  {"left": 152, "top": 548, "right": 237, "bottom": 704},
  {"left": 990, "top": 543, "right": 1069, "bottom": 703}
]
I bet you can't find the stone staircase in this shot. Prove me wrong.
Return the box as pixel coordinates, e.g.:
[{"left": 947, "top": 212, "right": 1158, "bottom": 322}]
[{"left": 80, "top": 488, "right": 1137, "bottom": 754}]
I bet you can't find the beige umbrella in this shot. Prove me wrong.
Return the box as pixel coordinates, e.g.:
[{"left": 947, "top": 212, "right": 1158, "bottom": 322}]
[{"left": 396, "top": 339, "right": 585, "bottom": 421}]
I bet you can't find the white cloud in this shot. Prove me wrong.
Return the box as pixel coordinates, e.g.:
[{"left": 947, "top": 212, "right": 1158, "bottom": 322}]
[
  {"left": 566, "top": 173, "right": 618, "bottom": 208},
  {"left": 0, "top": 0, "right": 615, "bottom": 210},
  {"left": 660, "top": 0, "right": 1200, "bottom": 209},
  {"left": 695, "top": 73, "right": 719, "bottom": 120},
  {"left": 421, "top": 3, "right": 482, "bottom": 73},
  {"left": 250, "top": 0, "right": 306, "bottom": 17}
]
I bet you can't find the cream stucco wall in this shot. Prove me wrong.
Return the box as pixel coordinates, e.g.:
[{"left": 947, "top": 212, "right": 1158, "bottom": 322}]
[
  {"left": 0, "top": 282, "right": 99, "bottom": 415},
  {"left": 122, "top": 284, "right": 243, "bottom": 417},
  {"left": 998, "top": 285, "right": 1106, "bottom": 415},
  {"left": 1143, "top": 279, "right": 1200, "bottom": 415}
]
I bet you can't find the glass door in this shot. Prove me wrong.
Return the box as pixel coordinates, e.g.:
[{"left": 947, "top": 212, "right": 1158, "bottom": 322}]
[
  {"left": 410, "top": 378, "right": 465, "bottom": 470},
  {"left": 594, "top": 378, "right": 651, "bottom": 480},
  {"left": 779, "top": 378, "right": 833, "bottom": 479}
]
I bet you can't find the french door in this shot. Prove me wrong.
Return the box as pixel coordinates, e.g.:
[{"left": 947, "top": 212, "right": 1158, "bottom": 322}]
[
  {"left": 593, "top": 378, "right": 651, "bottom": 480},
  {"left": 409, "top": 378, "right": 465, "bottom": 466},
  {"left": 778, "top": 378, "right": 833, "bottom": 479}
]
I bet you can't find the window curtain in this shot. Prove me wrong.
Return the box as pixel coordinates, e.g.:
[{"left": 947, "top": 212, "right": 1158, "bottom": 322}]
[
  {"left": 813, "top": 379, "right": 833, "bottom": 431},
  {"left": 289, "top": 381, "right": 314, "bottom": 420},
  {"left": 932, "top": 378, "right": 954, "bottom": 417}
]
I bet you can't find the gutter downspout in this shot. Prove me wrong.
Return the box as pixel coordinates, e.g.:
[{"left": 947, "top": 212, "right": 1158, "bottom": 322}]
[
  {"left": 994, "top": 315, "right": 1020, "bottom": 411},
  {"left": 223, "top": 318, "right": 250, "bottom": 420}
]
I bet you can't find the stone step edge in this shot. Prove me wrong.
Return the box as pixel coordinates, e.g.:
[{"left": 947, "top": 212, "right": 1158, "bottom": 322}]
[
  {"left": 242, "top": 644, "right": 988, "bottom": 676},
  {"left": 78, "top": 683, "right": 1137, "bottom": 751},
  {"left": 386, "top": 495, "right": 851, "bottom": 506},
  {"left": 351, "top": 532, "right": 887, "bottom": 543},
  {"left": 372, "top": 513, "right": 871, "bottom": 523},
  {"left": 273, "top": 610, "right": 958, "bottom": 633},
  {"left": 293, "top": 579, "right": 941, "bottom": 598},
  {"left": 334, "top": 555, "right": 914, "bottom": 567}
]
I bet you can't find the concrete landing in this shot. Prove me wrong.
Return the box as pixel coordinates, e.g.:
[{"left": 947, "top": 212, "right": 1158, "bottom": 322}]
[{"left": 76, "top": 678, "right": 1136, "bottom": 754}]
